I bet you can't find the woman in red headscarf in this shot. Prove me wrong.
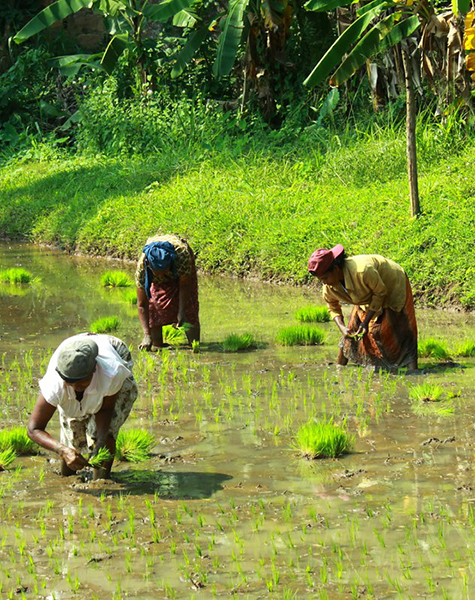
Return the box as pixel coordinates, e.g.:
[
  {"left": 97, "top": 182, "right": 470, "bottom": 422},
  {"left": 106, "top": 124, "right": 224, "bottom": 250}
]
[{"left": 308, "top": 245, "right": 418, "bottom": 371}]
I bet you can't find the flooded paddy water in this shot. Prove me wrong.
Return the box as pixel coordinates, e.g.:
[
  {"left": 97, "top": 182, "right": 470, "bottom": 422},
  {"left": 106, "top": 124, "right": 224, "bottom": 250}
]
[{"left": 1, "top": 242, "right": 475, "bottom": 598}]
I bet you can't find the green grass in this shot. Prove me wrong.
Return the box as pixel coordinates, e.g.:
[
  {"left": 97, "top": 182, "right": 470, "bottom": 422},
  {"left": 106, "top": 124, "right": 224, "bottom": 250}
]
[
  {"left": 89, "top": 447, "right": 113, "bottom": 467},
  {"left": 115, "top": 430, "right": 155, "bottom": 462},
  {"left": 2, "top": 117, "right": 475, "bottom": 307},
  {"left": 453, "top": 341, "right": 475, "bottom": 357},
  {"left": 222, "top": 333, "right": 256, "bottom": 352},
  {"left": 295, "top": 418, "right": 354, "bottom": 459},
  {"left": 101, "top": 270, "right": 133, "bottom": 287},
  {"left": 276, "top": 325, "right": 325, "bottom": 346},
  {"left": 408, "top": 382, "right": 444, "bottom": 402},
  {"left": 295, "top": 306, "right": 330, "bottom": 323},
  {"left": 90, "top": 315, "right": 120, "bottom": 333},
  {"left": 418, "top": 338, "right": 450, "bottom": 360},
  {"left": 0, "top": 427, "right": 38, "bottom": 455},
  {"left": 0, "top": 448, "right": 16, "bottom": 471},
  {"left": 0, "top": 268, "right": 33, "bottom": 284}
]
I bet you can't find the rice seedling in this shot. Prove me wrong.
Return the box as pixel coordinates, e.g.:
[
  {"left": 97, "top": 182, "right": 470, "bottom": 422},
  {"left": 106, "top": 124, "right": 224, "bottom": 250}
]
[
  {"left": 162, "top": 323, "right": 192, "bottom": 345},
  {"left": 192, "top": 340, "right": 200, "bottom": 353},
  {"left": 453, "top": 341, "right": 475, "bottom": 357},
  {"left": 90, "top": 316, "right": 120, "bottom": 333},
  {"left": 121, "top": 288, "right": 138, "bottom": 305},
  {"left": 408, "top": 382, "right": 444, "bottom": 402},
  {"left": 0, "top": 449, "right": 16, "bottom": 471},
  {"left": 0, "top": 268, "right": 33, "bottom": 284},
  {"left": 222, "top": 333, "right": 257, "bottom": 352},
  {"left": 418, "top": 338, "right": 450, "bottom": 360},
  {"left": 89, "top": 447, "right": 113, "bottom": 468},
  {"left": 0, "top": 427, "right": 38, "bottom": 455},
  {"left": 100, "top": 270, "right": 133, "bottom": 288},
  {"left": 294, "top": 418, "right": 354, "bottom": 459},
  {"left": 276, "top": 325, "right": 325, "bottom": 346},
  {"left": 411, "top": 401, "right": 454, "bottom": 416},
  {"left": 295, "top": 306, "right": 330, "bottom": 323},
  {"left": 115, "top": 430, "right": 155, "bottom": 462}
]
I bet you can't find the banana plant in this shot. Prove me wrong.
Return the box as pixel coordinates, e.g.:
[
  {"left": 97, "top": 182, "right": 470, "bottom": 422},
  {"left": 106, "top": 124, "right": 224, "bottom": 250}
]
[{"left": 13, "top": 0, "right": 199, "bottom": 76}]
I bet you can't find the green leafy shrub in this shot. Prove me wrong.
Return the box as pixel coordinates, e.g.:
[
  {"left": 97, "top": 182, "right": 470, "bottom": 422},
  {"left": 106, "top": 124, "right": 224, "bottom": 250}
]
[
  {"left": 222, "top": 333, "right": 256, "bottom": 352},
  {"left": 115, "top": 430, "right": 155, "bottom": 462},
  {"left": 101, "top": 270, "right": 133, "bottom": 287},
  {"left": 0, "top": 427, "right": 38, "bottom": 455},
  {"left": 0, "top": 268, "right": 33, "bottom": 284},
  {"left": 90, "top": 316, "right": 120, "bottom": 333},
  {"left": 277, "top": 325, "right": 325, "bottom": 346},
  {"left": 418, "top": 338, "right": 450, "bottom": 360},
  {"left": 295, "top": 418, "right": 353, "bottom": 459},
  {"left": 295, "top": 306, "right": 330, "bottom": 323},
  {"left": 0, "top": 448, "right": 16, "bottom": 471}
]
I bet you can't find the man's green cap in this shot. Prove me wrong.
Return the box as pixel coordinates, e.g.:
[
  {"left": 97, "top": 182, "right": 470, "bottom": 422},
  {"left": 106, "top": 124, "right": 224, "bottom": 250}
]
[{"left": 56, "top": 339, "right": 98, "bottom": 382}]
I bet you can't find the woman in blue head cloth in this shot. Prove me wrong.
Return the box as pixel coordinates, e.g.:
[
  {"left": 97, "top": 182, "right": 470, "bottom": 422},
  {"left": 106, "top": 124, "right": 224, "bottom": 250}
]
[{"left": 135, "top": 234, "right": 200, "bottom": 350}]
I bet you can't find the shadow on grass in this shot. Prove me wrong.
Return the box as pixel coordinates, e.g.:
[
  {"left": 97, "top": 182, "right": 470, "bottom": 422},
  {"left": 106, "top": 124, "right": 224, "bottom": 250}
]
[{"left": 80, "top": 469, "right": 233, "bottom": 499}]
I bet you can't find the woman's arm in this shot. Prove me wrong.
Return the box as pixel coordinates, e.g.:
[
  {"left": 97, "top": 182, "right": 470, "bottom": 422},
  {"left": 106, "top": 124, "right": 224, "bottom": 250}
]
[
  {"left": 27, "top": 393, "right": 89, "bottom": 471},
  {"left": 137, "top": 286, "right": 152, "bottom": 349}
]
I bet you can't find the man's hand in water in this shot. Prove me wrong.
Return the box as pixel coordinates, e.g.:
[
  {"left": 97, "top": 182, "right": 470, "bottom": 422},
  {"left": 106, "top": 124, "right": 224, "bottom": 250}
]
[{"left": 59, "top": 446, "right": 89, "bottom": 471}]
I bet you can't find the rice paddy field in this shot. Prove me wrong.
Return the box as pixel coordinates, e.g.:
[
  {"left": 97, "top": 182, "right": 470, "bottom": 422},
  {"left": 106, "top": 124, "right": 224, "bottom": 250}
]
[{"left": 2, "top": 242, "right": 475, "bottom": 599}]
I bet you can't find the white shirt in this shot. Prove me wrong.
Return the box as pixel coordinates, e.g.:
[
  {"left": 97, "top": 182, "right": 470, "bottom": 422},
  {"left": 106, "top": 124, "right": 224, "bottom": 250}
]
[{"left": 39, "top": 334, "right": 132, "bottom": 419}]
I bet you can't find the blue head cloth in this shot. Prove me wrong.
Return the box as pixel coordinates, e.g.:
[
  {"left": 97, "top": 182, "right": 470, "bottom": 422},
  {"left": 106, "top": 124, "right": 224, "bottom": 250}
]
[{"left": 143, "top": 241, "right": 177, "bottom": 299}]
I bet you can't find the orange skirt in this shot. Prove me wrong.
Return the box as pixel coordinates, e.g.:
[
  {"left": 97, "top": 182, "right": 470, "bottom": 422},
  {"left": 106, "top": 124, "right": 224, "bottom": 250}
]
[{"left": 342, "top": 277, "right": 418, "bottom": 371}]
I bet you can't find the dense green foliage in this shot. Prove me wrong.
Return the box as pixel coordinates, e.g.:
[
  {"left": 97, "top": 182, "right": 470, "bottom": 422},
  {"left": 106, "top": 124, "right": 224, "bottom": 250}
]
[
  {"left": 101, "top": 270, "right": 133, "bottom": 288},
  {"left": 115, "top": 429, "right": 155, "bottom": 462},
  {"left": 222, "top": 333, "right": 257, "bottom": 352},
  {"left": 0, "top": 427, "right": 38, "bottom": 455},
  {"left": 295, "top": 306, "right": 331, "bottom": 323},
  {"left": 90, "top": 316, "right": 120, "bottom": 333},
  {"left": 0, "top": 268, "right": 33, "bottom": 284},
  {"left": 277, "top": 325, "right": 326, "bottom": 346},
  {"left": 295, "top": 418, "right": 353, "bottom": 459}
]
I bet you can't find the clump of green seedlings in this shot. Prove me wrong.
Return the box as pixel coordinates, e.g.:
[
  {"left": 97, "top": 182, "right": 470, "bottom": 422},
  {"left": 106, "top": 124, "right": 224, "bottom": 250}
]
[
  {"left": 276, "top": 325, "right": 325, "bottom": 346},
  {"left": 162, "top": 323, "right": 192, "bottom": 345},
  {"left": 101, "top": 270, "right": 133, "bottom": 287},
  {"left": 0, "top": 448, "right": 16, "bottom": 471},
  {"left": 0, "top": 268, "right": 34, "bottom": 284},
  {"left": 0, "top": 427, "right": 38, "bottom": 455},
  {"left": 295, "top": 418, "right": 354, "bottom": 459},
  {"left": 453, "top": 341, "right": 475, "bottom": 357},
  {"left": 418, "top": 338, "right": 450, "bottom": 360},
  {"left": 89, "top": 447, "right": 113, "bottom": 468},
  {"left": 90, "top": 316, "right": 120, "bottom": 333},
  {"left": 295, "top": 306, "right": 330, "bottom": 323},
  {"left": 192, "top": 340, "right": 200, "bottom": 353},
  {"left": 115, "top": 430, "right": 155, "bottom": 462},
  {"left": 409, "top": 382, "right": 444, "bottom": 403},
  {"left": 222, "top": 333, "right": 257, "bottom": 352}
]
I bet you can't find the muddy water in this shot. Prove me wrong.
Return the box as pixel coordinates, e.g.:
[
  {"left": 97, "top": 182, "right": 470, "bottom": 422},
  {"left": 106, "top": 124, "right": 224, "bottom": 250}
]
[{"left": 2, "top": 242, "right": 475, "bottom": 598}]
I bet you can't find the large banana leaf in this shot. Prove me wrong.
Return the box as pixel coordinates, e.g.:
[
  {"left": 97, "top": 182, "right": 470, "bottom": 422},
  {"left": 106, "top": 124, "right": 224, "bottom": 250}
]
[
  {"left": 330, "top": 15, "right": 420, "bottom": 85},
  {"left": 357, "top": 0, "right": 392, "bottom": 17},
  {"left": 213, "top": 0, "right": 249, "bottom": 77},
  {"left": 13, "top": 0, "right": 93, "bottom": 43},
  {"left": 101, "top": 33, "right": 129, "bottom": 74},
  {"left": 171, "top": 26, "right": 209, "bottom": 78},
  {"left": 143, "top": 0, "right": 197, "bottom": 22},
  {"left": 303, "top": 5, "right": 385, "bottom": 87},
  {"left": 305, "top": 0, "right": 356, "bottom": 11},
  {"left": 454, "top": 0, "right": 471, "bottom": 15},
  {"left": 173, "top": 9, "right": 198, "bottom": 27}
]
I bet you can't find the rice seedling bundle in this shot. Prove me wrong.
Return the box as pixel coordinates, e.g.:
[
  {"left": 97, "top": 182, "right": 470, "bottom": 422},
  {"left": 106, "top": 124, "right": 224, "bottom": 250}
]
[
  {"left": 453, "top": 341, "right": 475, "bottom": 357},
  {"left": 276, "top": 325, "right": 325, "bottom": 346},
  {"left": 89, "top": 447, "right": 113, "bottom": 467},
  {"left": 418, "top": 338, "right": 450, "bottom": 360},
  {"left": 0, "top": 448, "right": 16, "bottom": 471},
  {"left": 90, "top": 316, "right": 120, "bottom": 333},
  {"left": 101, "top": 270, "right": 133, "bottom": 288},
  {"left": 408, "top": 382, "right": 444, "bottom": 403},
  {"left": 122, "top": 288, "right": 138, "bottom": 305},
  {"left": 0, "top": 268, "right": 33, "bottom": 284},
  {"left": 115, "top": 430, "right": 155, "bottom": 462},
  {"left": 162, "top": 323, "right": 192, "bottom": 344},
  {"left": 0, "top": 427, "right": 38, "bottom": 455},
  {"left": 295, "top": 306, "right": 330, "bottom": 323},
  {"left": 295, "top": 418, "right": 353, "bottom": 459},
  {"left": 222, "top": 333, "right": 256, "bottom": 352}
]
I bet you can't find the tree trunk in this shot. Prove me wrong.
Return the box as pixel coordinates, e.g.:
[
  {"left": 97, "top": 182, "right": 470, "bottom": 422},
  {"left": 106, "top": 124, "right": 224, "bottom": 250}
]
[{"left": 401, "top": 44, "right": 420, "bottom": 218}]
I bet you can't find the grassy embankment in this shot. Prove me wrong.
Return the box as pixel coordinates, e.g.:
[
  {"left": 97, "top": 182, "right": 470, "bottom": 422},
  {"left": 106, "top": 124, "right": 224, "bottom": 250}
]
[{"left": 1, "top": 120, "right": 474, "bottom": 308}]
